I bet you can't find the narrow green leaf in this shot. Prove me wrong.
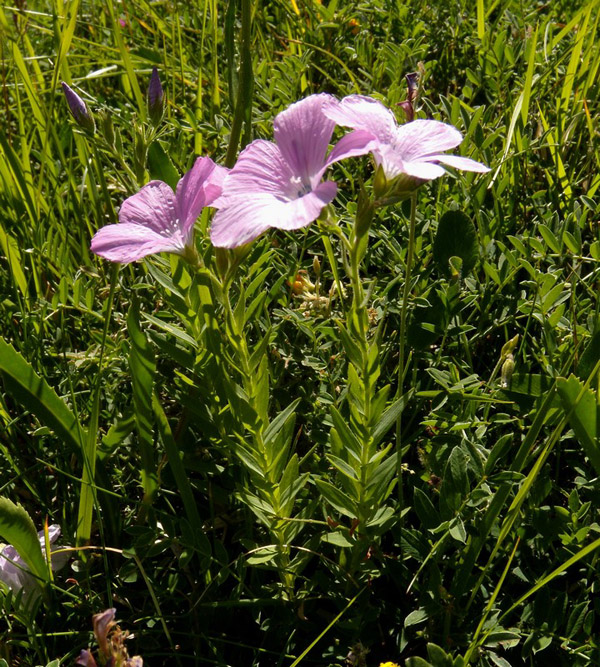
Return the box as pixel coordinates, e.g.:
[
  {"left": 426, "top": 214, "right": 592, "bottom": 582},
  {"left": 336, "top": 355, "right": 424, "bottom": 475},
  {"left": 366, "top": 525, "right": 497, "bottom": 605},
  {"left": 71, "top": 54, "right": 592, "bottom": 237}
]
[
  {"left": 0, "top": 224, "right": 28, "bottom": 299},
  {"left": 372, "top": 390, "right": 414, "bottom": 447},
  {"left": 153, "top": 394, "right": 209, "bottom": 555},
  {"left": 557, "top": 375, "right": 600, "bottom": 475},
  {"left": 128, "top": 298, "right": 158, "bottom": 508},
  {"left": 314, "top": 479, "right": 358, "bottom": 518},
  {"left": 0, "top": 338, "right": 85, "bottom": 454}
]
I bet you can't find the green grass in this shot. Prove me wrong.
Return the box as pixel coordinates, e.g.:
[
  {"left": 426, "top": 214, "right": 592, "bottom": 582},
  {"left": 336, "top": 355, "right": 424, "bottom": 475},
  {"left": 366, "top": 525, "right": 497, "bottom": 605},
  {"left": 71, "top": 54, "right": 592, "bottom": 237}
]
[{"left": 0, "top": 1, "right": 599, "bottom": 665}]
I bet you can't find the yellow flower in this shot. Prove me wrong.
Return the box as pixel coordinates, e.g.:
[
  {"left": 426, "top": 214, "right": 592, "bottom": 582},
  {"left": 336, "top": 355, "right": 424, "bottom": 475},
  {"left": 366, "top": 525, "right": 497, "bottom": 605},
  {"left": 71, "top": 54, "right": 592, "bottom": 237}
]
[{"left": 379, "top": 663, "right": 400, "bottom": 667}]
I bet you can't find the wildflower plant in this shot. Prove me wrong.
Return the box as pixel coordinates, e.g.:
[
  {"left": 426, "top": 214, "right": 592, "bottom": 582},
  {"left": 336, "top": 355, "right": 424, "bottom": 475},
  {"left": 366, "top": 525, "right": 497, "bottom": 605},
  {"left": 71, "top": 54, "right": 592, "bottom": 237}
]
[
  {"left": 2, "top": 3, "right": 600, "bottom": 665},
  {"left": 74, "top": 68, "right": 488, "bottom": 602}
]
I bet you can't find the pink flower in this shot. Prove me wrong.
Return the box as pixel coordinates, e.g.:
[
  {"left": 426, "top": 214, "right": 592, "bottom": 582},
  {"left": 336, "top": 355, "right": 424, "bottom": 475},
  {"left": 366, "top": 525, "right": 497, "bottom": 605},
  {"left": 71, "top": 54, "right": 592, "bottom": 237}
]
[
  {"left": 323, "top": 95, "right": 490, "bottom": 182},
  {"left": 210, "top": 94, "right": 374, "bottom": 248},
  {"left": 0, "top": 524, "right": 68, "bottom": 602},
  {"left": 91, "top": 157, "right": 228, "bottom": 263}
]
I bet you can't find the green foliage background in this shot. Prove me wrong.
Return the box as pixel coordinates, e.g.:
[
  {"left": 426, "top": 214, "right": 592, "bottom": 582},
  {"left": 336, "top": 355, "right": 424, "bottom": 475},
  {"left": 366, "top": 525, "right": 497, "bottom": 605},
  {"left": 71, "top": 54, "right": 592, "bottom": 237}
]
[{"left": 0, "top": 0, "right": 599, "bottom": 665}]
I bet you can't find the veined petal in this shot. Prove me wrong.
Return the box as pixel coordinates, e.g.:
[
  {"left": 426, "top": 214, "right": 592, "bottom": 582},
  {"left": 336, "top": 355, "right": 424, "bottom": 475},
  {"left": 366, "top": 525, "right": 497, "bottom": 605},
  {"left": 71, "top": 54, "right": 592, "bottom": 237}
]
[
  {"left": 176, "top": 157, "right": 228, "bottom": 236},
  {"left": 210, "top": 181, "right": 337, "bottom": 248},
  {"left": 274, "top": 94, "right": 336, "bottom": 182},
  {"left": 431, "top": 154, "right": 491, "bottom": 173},
  {"left": 118, "top": 181, "right": 179, "bottom": 235},
  {"left": 393, "top": 119, "right": 463, "bottom": 161},
  {"left": 91, "top": 223, "right": 186, "bottom": 263},
  {"left": 276, "top": 181, "right": 338, "bottom": 230},
  {"left": 323, "top": 95, "right": 397, "bottom": 144},
  {"left": 321, "top": 129, "right": 377, "bottom": 177},
  {"left": 210, "top": 194, "right": 283, "bottom": 247},
  {"left": 216, "top": 140, "right": 294, "bottom": 202}
]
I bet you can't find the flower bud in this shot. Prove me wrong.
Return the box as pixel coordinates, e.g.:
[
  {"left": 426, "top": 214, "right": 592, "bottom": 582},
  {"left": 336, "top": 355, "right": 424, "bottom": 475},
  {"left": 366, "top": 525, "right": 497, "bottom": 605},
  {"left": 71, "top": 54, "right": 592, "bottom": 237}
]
[
  {"left": 501, "top": 334, "right": 519, "bottom": 359},
  {"left": 312, "top": 255, "right": 321, "bottom": 278},
  {"left": 354, "top": 190, "right": 375, "bottom": 240},
  {"left": 501, "top": 355, "right": 515, "bottom": 388},
  {"left": 373, "top": 163, "right": 389, "bottom": 199},
  {"left": 397, "top": 100, "right": 414, "bottom": 122},
  {"left": 61, "top": 82, "right": 95, "bottom": 134},
  {"left": 147, "top": 67, "right": 164, "bottom": 126},
  {"left": 214, "top": 247, "right": 230, "bottom": 278}
]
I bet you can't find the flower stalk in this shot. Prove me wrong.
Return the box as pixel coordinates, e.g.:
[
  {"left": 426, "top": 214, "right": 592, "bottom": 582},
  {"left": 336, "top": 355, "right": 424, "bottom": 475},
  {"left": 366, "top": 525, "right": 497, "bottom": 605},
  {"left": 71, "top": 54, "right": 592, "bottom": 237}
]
[{"left": 396, "top": 191, "right": 417, "bottom": 504}]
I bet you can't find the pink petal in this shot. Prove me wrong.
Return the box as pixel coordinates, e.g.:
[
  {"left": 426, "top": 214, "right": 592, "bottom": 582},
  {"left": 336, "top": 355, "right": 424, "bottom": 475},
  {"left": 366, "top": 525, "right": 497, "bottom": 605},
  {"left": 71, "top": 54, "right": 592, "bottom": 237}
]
[
  {"left": 274, "top": 94, "right": 337, "bottom": 183},
  {"left": 431, "top": 154, "right": 491, "bottom": 173},
  {"left": 91, "top": 223, "right": 185, "bottom": 263},
  {"left": 323, "top": 94, "right": 397, "bottom": 144},
  {"left": 281, "top": 181, "right": 337, "bottom": 229},
  {"left": 210, "top": 195, "right": 281, "bottom": 247},
  {"left": 39, "top": 525, "right": 61, "bottom": 544},
  {"left": 216, "top": 140, "right": 294, "bottom": 202},
  {"left": 322, "top": 130, "right": 377, "bottom": 175},
  {"left": 210, "top": 182, "right": 337, "bottom": 248},
  {"left": 393, "top": 119, "right": 463, "bottom": 161},
  {"left": 400, "top": 160, "right": 447, "bottom": 180},
  {"left": 118, "top": 181, "right": 179, "bottom": 236},
  {"left": 175, "top": 157, "right": 228, "bottom": 236}
]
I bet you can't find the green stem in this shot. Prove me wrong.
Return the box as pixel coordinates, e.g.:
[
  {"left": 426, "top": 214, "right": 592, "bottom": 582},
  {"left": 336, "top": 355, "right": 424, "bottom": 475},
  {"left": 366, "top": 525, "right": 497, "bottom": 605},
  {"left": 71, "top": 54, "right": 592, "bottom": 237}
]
[
  {"left": 396, "top": 192, "right": 417, "bottom": 503},
  {"left": 225, "top": 0, "right": 253, "bottom": 168},
  {"left": 347, "top": 200, "right": 376, "bottom": 531}
]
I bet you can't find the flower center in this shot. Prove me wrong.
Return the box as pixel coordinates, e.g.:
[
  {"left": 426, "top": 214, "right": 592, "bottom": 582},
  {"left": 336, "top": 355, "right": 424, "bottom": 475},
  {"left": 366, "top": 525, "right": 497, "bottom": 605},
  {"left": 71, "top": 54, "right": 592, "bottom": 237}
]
[{"left": 289, "top": 175, "right": 312, "bottom": 199}]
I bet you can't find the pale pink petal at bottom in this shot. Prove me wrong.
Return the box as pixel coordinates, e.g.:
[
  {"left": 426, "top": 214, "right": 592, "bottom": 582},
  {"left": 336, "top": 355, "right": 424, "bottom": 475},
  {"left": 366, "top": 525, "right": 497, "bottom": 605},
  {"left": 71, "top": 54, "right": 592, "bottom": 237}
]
[
  {"left": 384, "top": 155, "right": 446, "bottom": 181},
  {"left": 210, "top": 195, "right": 281, "bottom": 247},
  {"left": 91, "top": 223, "right": 186, "bottom": 263},
  {"left": 431, "top": 154, "right": 491, "bottom": 173},
  {"left": 392, "top": 119, "right": 463, "bottom": 162}
]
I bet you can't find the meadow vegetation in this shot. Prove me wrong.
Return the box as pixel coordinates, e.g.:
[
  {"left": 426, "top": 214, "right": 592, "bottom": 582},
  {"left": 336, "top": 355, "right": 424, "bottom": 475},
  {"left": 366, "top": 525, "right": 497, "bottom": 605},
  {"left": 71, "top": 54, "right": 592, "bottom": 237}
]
[{"left": 0, "top": 0, "right": 599, "bottom": 665}]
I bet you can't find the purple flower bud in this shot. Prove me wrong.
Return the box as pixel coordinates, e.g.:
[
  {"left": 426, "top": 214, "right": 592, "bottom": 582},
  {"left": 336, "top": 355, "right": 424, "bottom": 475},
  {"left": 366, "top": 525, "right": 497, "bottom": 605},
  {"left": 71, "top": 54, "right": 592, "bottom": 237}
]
[
  {"left": 147, "top": 67, "right": 164, "bottom": 125},
  {"left": 61, "top": 82, "right": 95, "bottom": 134},
  {"left": 92, "top": 607, "right": 116, "bottom": 659},
  {"left": 75, "top": 649, "right": 98, "bottom": 667}
]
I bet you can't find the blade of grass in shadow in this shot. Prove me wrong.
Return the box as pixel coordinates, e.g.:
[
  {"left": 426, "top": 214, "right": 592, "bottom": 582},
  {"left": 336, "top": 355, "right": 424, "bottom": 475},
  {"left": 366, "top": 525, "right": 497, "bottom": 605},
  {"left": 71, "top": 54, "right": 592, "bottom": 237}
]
[
  {"left": 152, "top": 393, "right": 208, "bottom": 554},
  {"left": 0, "top": 222, "right": 28, "bottom": 302},
  {"left": 105, "top": 0, "right": 146, "bottom": 117},
  {"left": 76, "top": 265, "right": 119, "bottom": 547},
  {"left": 224, "top": 0, "right": 253, "bottom": 167},
  {"left": 474, "top": 535, "right": 600, "bottom": 656},
  {"left": 464, "top": 357, "right": 600, "bottom": 608},
  {"left": 127, "top": 296, "right": 158, "bottom": 519},
  {"left": 289, "top": 587, "right": 366, "bottom": 667},
  {"left": 463, "top": 537, "right": 520, "bottom": 663},
  {"left": 452, "top": 377, "right": 559, "bottom": 600}
]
